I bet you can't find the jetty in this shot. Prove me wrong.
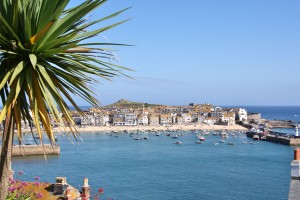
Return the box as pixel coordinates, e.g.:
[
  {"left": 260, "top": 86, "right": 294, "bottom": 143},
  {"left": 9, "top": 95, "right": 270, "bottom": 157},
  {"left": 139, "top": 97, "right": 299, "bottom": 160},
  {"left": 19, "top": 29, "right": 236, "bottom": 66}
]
[
  {"left": 0, "top": 144, "right": 60, "bottom": 156},
  {"left": 246, "top": 131, "right": 300, "bottom": 146}
]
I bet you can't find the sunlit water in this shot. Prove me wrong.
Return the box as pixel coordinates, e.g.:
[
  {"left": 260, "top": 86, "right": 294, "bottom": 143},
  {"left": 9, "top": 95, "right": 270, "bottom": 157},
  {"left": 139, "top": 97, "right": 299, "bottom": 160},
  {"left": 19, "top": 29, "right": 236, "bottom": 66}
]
[{"left": 12, "top": 131, "right": 293, "bottom": 200}]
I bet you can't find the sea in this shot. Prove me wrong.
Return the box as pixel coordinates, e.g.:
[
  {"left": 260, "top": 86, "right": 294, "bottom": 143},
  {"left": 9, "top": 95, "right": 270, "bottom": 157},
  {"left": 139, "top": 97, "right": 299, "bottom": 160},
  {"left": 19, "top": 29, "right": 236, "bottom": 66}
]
[{"left": 10, "top": 106, "right": 300, "bottom": 200}]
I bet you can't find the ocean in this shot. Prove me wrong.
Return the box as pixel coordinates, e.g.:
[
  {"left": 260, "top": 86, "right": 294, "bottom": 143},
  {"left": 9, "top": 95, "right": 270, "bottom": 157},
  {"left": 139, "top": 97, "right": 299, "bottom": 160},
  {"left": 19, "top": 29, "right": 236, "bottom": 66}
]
[{"left": 9, "top": 106, "right": 300, "bottom": 200}]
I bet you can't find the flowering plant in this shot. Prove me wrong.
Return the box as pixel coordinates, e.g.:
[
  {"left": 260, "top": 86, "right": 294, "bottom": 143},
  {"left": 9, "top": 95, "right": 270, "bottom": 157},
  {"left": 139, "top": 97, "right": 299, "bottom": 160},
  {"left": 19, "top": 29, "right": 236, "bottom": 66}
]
[{"left": 6, "top": 171, "right": 43, "bottom": 200}]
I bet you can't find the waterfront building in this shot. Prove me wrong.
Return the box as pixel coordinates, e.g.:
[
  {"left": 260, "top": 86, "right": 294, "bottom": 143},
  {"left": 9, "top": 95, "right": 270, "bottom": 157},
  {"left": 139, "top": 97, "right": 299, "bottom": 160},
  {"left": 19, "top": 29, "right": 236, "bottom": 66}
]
[
  {"left": 176, "top": 115, "right": 183, "bottom": 124},
  {"left": 237, "top": 108, "right": 248, "bottom": 121},
  {"left": 124, "top": 113, "right": 137, "bottom": 126},
  {"left": 148, "top": 114, "right": 160, "bottom": 126},
  {"left": 204, "top": 117, "right": 218, "bottom": 125},
  {"left": 111, "top": 113, "right": 125, "bottom": 126},
  {"left": 159, "top": 113, "right": 173, "bottom": 125},
  {"left": 222, "top": 112, "right": 236, "bottom": 125},
  {"left": 209, "top": 106, "right": 223, "bottom": 118},
  {"left": 83, "top": 112, "right": 96, "bottom": 126},
  {"left": 181, "top": 113, "right": 192, "bottom": 124},
  {"left": 94, "top": 112, "right": 110, "bottom": 126},
  {"left": 137, "top": 114, "right": 148, "bottom": 125}
]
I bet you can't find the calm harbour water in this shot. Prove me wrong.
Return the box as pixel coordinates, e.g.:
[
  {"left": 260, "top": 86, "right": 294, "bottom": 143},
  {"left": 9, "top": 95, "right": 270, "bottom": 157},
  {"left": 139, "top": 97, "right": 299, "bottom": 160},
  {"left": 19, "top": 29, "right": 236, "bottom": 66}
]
[{"left": 10, "top": 106, "right": 300, "bottom": 199}]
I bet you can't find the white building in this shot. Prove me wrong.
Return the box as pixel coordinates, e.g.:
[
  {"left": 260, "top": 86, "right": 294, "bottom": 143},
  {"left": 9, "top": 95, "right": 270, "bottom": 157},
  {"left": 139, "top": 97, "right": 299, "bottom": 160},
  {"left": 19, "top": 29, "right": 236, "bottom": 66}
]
[
  {"left": 238, "top": 108, "right": 247, "bottom": 122},
  {"left": 204, "top": 117, "right": 218, "bottom": 125},
  {"left": 222, "top": 112, "right": 235, "bottom": 125}
]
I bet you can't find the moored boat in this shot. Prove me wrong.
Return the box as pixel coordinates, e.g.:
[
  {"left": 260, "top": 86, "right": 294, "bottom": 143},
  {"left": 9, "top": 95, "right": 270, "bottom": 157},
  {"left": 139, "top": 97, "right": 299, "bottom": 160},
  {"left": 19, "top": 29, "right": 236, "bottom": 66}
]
[{"left": 174, "top": 140, "right": 182, "bottom": 145}]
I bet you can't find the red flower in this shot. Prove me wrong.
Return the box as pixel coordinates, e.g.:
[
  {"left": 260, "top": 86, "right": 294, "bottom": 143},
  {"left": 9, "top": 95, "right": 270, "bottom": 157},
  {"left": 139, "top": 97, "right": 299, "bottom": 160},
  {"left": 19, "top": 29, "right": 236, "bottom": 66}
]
[{"left": 98, "top": 188, "right": 104, "bottom": 194}]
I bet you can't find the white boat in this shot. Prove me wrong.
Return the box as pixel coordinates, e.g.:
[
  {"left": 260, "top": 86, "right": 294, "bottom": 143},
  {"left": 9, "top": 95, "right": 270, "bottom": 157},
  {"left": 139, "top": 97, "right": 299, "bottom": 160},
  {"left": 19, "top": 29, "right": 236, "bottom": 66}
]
[
  {"left": 156, "top": 132, "right": 160, "bottom": 136},
  {"left": 253, "top": 135, "right": 260, "bottom": 140},
  {"left": 195, "top": 140, "right": 202, "bottom": 144},
  {"left": 174, "top": 140, "right": 182, "bottom": 144},
  {"left": 221, "top": 132, "right": 228, "bottom": 138},
  {"left": 172, "top": 134, "right": 179, "bottom": 139},
  {"left": 220, "top": 140, "right": 225, "bottom": 143},
  {"left": 199, "top": 136, "right": 206, "bottom": 141},
  {"left": 213, "top": 142, "right": 218, "bottom": 145}
]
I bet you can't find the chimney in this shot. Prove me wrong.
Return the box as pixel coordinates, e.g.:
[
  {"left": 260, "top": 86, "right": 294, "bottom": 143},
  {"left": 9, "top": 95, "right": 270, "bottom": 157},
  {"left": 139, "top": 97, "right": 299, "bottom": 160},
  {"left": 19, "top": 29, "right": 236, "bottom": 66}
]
[
  {"left": 81, "top": 177, "right": 90, "bottom": 200},
  {"left": 54, "top": 177, "right": 67, "bottom": 194},
  {"left": 288, "top": 148, "right": 300, "bottom": 200},
  {"left": 64, "top": 186, "right": 72, "bottom": 200}
]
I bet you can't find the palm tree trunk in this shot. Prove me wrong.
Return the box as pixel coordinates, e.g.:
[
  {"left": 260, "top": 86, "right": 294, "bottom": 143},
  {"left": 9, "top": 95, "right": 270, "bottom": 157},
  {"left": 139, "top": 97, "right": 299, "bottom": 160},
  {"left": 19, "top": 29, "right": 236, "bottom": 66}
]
[{"left": 0, "top": 111, "right": 14, "bottom": 200}]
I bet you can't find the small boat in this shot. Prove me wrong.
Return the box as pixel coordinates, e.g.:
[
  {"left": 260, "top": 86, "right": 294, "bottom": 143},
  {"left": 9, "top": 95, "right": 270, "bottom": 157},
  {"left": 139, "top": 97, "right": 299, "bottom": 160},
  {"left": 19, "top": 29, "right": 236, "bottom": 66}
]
[
  {"left": 166, "top": 133, "right": 171, "bottom": 136},
  {"left": 172, "top": 134, "right": 179, "bottom": 139},
  {"left": 134, "top": 138, "right": 142, "bottom": 140},
  {"left": 261, "top": 135, "right": 267, "bottom": 140},
  {"left": 253, "top": 135, "right": 260, "bottom": 140},
  {"left": 213, "top": 142, "right": 218, "bottom": 145},
  {"left": 54, "top": 137, "right": 59, "bottom": 142},
  {"left": 227, "top": 142, "right": 235, "bottom": 145},
  {"left": 156, "top": 132, "right": 160, "bottom": 136},
  {"left": 130, "top": 133, "right": 134, "bottom": 137},
  {"left": 242, "top": 141, "right": 247, "bottom": 144},
  {"left": 220, "top": 140, "right": 225, "bottom": 143},
  {"left": 143, "top": 136, "right": 148, "bottom": 140},
  {"left": 221, "top": 132, "right": 228, "bottom": 138},
  {"left": 115, "top": 134, "right": 120, "bottom": 138},
  {"left": 174, "top": 140, "right": 182, "bottom": 145},
  {"left": 199, "top": 136, "right": 206, "bottom": 141},
  {"left": 195, "top": 140, "right": 202, "bottom": 144}
]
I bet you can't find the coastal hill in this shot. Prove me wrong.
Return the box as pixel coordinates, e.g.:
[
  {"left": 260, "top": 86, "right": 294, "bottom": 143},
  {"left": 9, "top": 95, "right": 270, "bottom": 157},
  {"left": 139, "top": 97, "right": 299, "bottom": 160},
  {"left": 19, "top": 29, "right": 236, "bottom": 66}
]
[{"left": 104, "top": 99, "right": 162, "bottom": 109}]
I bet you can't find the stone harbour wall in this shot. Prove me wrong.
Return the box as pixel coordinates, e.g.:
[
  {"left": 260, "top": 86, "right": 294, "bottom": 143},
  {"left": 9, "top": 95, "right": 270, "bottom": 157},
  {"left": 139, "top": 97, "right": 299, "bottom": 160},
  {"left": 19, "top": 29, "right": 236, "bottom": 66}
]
[{"left": 0, "top": 144, "right": 60, "bottom": 156}]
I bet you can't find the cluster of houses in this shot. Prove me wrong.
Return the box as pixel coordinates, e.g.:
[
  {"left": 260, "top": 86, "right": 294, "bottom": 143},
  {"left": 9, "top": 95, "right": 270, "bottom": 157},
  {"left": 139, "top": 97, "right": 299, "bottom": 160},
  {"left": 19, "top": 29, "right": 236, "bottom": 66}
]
[
  {"left": 6, "top": 100, "right": 262, "bottom": 130},
  {"left": 64, "top": 102, "right": 254, "bottom": 127}
]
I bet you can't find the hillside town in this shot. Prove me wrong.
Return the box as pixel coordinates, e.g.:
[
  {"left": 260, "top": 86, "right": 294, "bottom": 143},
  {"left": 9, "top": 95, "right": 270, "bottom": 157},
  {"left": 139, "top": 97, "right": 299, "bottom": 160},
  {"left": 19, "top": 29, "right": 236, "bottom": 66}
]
[{"left": 43, "top": 99, "right": 261, "bottom": 129}]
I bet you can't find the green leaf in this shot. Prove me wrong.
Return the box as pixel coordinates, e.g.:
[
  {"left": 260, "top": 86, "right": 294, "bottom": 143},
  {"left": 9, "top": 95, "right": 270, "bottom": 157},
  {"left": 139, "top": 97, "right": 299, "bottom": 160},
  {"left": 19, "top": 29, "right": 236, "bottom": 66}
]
[{"left": 29, "top": 54, "right": 37, "bottom": 69}]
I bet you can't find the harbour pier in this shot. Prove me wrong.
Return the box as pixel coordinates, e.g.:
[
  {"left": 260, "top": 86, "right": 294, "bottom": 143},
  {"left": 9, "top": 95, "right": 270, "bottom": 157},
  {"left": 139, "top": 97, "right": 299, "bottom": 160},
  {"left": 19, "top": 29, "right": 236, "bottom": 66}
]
[
  {"left": 0, "top": 144, "right": 60, "bottom": 156},
  {"left": 246, "top": 131, "right": 300, "bottom": 146}
]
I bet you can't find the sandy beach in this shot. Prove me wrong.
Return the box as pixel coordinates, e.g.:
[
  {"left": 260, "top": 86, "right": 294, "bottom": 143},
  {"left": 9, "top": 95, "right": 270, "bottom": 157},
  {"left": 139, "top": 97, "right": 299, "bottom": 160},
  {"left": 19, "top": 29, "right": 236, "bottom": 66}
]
[
  {"left": 74, "top": 124, "right": 248, "bottom": 133},
  {"left": 2, "top": 124, "right": 248, "bottom": 136}
]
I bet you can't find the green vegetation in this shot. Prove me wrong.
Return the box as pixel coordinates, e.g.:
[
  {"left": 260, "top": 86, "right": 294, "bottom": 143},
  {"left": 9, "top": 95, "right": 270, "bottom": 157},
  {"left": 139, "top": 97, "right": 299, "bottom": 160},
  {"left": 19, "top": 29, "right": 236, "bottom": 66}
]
[
  {"left": 105, "top": 99, "right": 161, "bottom": 109},
  {"left": 0, "top": 1, "right": 130, "bottom": 199}
]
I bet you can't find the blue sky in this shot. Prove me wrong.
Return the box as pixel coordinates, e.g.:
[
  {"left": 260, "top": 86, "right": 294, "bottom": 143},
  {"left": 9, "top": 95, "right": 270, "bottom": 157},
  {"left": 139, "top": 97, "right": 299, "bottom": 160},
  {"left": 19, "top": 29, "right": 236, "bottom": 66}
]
[{"left": 70, "top": 0, "right": 300, "bottom": 106}]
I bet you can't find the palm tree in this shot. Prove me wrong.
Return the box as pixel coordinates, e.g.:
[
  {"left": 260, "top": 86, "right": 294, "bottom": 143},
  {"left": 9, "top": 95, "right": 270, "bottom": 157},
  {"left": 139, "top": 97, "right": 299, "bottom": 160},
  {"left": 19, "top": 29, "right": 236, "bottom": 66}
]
[{"left": 0, "top": 0, "right": 130, "bottom": 198}]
